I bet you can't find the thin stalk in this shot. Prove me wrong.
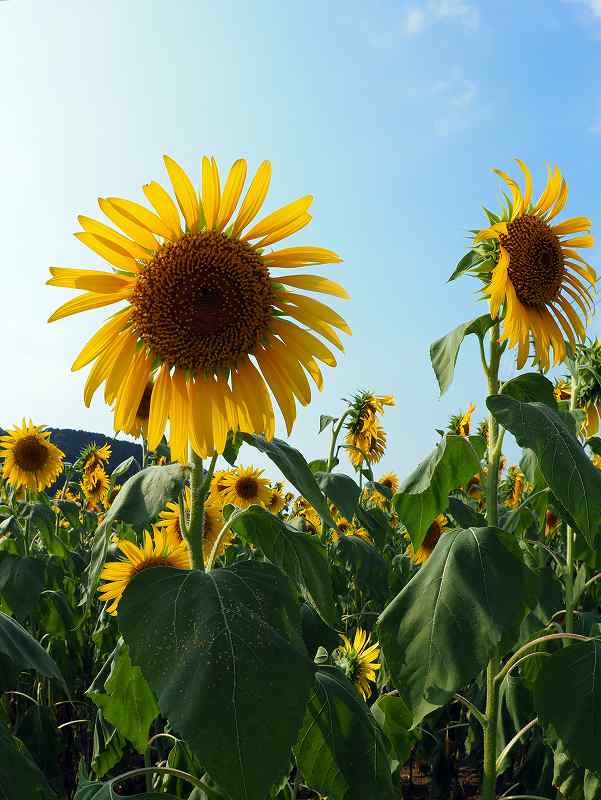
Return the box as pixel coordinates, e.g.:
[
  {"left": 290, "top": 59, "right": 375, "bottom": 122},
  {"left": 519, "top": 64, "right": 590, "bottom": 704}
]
[
  {"left": 454, "top": 693, "right": 487, "bottom": 727},
  {"left": 206, "top": 509, "right": 243, "bottom": 571},
  {"left": 495, "top": 632, "right": 588, "bottom": 686},
  {"left": 327, "top": 409, "right": 353, "bottom": 471},
  {"left": 106, "top": 766, "right": 220, "bottom": 798},
  {"left": 565, "top": 376, "right": 577, "bottom": 634},
  {"left": 57, "top": 719, "right": 89, "bottom": 731},
  {"left": 186, "top": 452, "right": 206, "bottom": 570},
  {"left": 495, "top": 717, "right": 538, "bottom": 772}
]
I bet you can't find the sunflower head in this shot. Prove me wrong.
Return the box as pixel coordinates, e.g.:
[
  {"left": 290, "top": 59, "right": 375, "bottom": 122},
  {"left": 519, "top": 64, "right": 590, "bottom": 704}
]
[
  {"left": 48, "top": 154, "right": 350, "bottom": 463},
  {"left": 449, "top": 402, "right": 475, "bottom": 437},
  {"left": 212, "top": 465, "right": 272, "bottom": 510},
  {"left": 267, "top": 483, "right": 287, "bottom": 515},
  {"left": 504, "top": 466, "right": 530, "bottom": 509},
  {"left": 157, "top": 486, "right": 229, "bottom": 562},
  {"left": 334, "top": 629, "right": 381, "bottom": 701},
  {"left": 377, "top": 471, "right": 400, "bottom": 495},
  {"left": 544, "top": 509, "right": 561, "bottom": 539},
  {"left": 81, "top": 466, "right": 110, "bottom": 509},
  {"left": 98, "top": 525, "right": 191, "bottom": 614},
  {"left": 81, "top": 441, "right": 112, "bottom": 473},
  {"left": 290, "top": 497, "right": 321, "bottom": 533},
  {"left": 460, "top": 161, "right": 596, "bottom": 372},
  {"left": 0, "top": 420, "right": 64, "bottom": 492},
  {"left": 406, "top": 514, "right": 448, "bottom": 565}
]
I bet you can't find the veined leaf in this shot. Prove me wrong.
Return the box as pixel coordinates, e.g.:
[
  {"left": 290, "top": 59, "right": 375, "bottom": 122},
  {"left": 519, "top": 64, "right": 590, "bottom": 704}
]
[
  {"left": 0, "top": 610, "right": 66, "bottom": 689},
  {"left": 0, "top": 720, "right": 56, "bottom": 800},
  {"left": 500, "top": 372, "right": 556, "bottom": 408},
  {"left": 487, "top": 395, "right": 601, "bottom": 547},
  {"left": 430, "top": 314, "right": 495, "bottom": 395},
  {"left": 378, "top": 527, "right": 536, "bottom": 726},
  {"left": 315, "top": 472, "right": 360, "bottom": 520}
]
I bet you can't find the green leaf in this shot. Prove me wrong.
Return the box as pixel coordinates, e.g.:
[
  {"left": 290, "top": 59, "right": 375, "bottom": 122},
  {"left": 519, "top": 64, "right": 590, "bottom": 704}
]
[
  {"left": 447, "top": 249, "right": 483, "bottom": 283},
  {"left": 501, "top": 373, "right": 557, "bottom": 408},
  {"left": 393, "top": 435, "right": 483, "bottom": 550},
  {"left": 0, "top": 720, "right": 56, "bottom": 799},
  {"left": 430, "top": 314, "right": 495, "bottom": 395},
  {"left": 89, "top": 643, "right": 159, "bottom": 754},
  {"left": 371, "top": 693, "right": 415, "bottom": 768},
  {"left": 294, "top": 667, "right": 395, "bottom": 800},
  {"left": 319, "top": 414, "right": 336, "bottom": 434},
  {"left": 487, "top": 395, "right": 601, "bottom": 548},
  {"left": 315, "top": 472, "right": 360, "bottom": 520},
  {"left": 446, "top": 497, "right": 486, "bottom": 528},
  {"left": 308, "top": 457, "right": 338, "bottom": 474},
  {"left": 120, "top": 562, "right": 315, "bottom": 800},
  {"left": 0, "top": 610, "right": 65, "bottom": 688},
  {"left": 242, "top": 434, "right": 334, "bottom": 526},
  {"left": 15, "top": 705, "right": 63, "bottom": 791},
  {"left": 230, "top": 505, "right": 336, "bottom": 624},
  {"left": 355, "top": 506, "right": 393, "bottom": 549},
  {"left": 588, "top": 437, "right": 601, "bottom": 456},
  {"left": 378, "top": 527, "right": 536, "bottom": 725},
  {"left": 75, "top": 773, "right": 178, "bottom": 800},
  {"left": 111, "top": 456, "right": 136, "bottom": 478},
  {"left": 222, "top": 430, "right": 244, "bottom": 466},
  {"left": 300, "top": 603, "right": 340, "bottom": 657},
  {"left": 535, "top": 639, "right": 601, "bottom": 771},
  {"left": 334, "top": 535, "right": 389, "bottom": 600},
  {"left": 0, "top": 554, "right": 45, "bottom": 617}
]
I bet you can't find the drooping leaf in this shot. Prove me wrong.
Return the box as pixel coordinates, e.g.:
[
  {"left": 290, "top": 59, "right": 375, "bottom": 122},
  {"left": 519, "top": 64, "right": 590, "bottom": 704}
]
[
  {"left": 230, "top": 505, "right": 335, "bottom": 624},
  {"left": 15, "top": 705, "right": 63, "bottom": 791},
  {"left": 393, "top": 435, "right": 483, "bottom": 550},
  {"left": 242, "top": 434, "right": 334, "bottom": 526},
  {"left": 0, "top": 610, "right": 65, "bottom": 688},
  {"left": 319, "top": 415, "right": 336, "bottom": 434},
  {"left": 355, "top": 506, "right": 393, "bottom": 549},
  {"left": 300, "top": 603, "right": 340, "bottom": 657},
  {"left": 0, "top": 553, "right": 45, "bottom": 617},
  {"left": 0, "top": 720, "right": 56, "bottom": 800},
  {"left": 430, "top": 314, "right": 495, "bottom": 395},
  {"left": 315, "top": 472, "right": 360, "bottom": 520},
  {"left": 501, "top": 373, "right": 557, "bottom": 408},
  {"left": 446, "top": 497, "right": 486, "bottom": 528},
  {"left": 222, "top": 430, "right": 244, "bottom": 466},
  {"left": 487, "top": 395, "right": 601, "bottom": 548},
  {"left": 371, "top": 693, "right": 415, "bottom": 768},
  {"left": 89, "top": 642, "right": 159, "bottom": 754},
  {"left": 378, "top": 527, "right": 536, "bottom": 725},
  {"left": 535, "top": 639, "right": 601, "bottom": 771},
  {"left": 333, "top": 535, "right": 389, "bottom": 600},
  {"left": 120, "top": 562, "right": 315, "bottom": 800},
  {"left": 294, "top": 667, "right": 395, "bottom": 800}
]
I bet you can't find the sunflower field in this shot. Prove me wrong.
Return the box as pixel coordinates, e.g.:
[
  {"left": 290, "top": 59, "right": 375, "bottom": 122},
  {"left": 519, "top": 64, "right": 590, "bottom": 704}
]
[{"left": 1, "top": 155, "right": 601, "bottom": 800}]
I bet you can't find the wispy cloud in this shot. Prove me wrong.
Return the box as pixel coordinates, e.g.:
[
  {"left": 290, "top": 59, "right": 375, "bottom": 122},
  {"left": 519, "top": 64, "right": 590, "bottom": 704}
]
[
  {"left": 562, "top": 0, "right": 601, "bottom": 22},
  {"left": 406, "top": 72, "right": 479, "bottom": 136},
  {"left": 401, "top": 0, "right": 479, "bottom": 37}
]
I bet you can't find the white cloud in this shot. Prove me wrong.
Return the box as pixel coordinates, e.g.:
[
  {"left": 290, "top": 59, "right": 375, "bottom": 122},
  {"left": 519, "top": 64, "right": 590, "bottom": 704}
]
[
  {"left": 401, "top": 0, "right": 479, "bottom": 37},
  {"left": 407, "top": 72, "right": 478, "bottom": 136},
  {"left": 563, "top": 0, "right": 601, "bottom": 21}
]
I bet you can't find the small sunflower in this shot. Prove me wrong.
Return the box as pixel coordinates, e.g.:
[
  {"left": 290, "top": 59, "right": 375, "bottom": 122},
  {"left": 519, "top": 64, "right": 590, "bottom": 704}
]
[
  {"left": 290, "top": 497, "right": 321, "bottom": 533},
  {"left": 465, "top": 473, "right": 483, "bottom": 503},
  {"left": 334, "top": 629, "right": 381, "bottom": 701},
  {"left": 48, "top": 154, "right": 350, "bottom": 463},
  {"left": 54, "top": 486, "right": 80, "bottom": 504},
  {"left": 98, "top": 526, "right": 191, "bottom": 614},
  {"left": 553, "top": 378, "right": 572, "bottom": 403},
  {"left": 544, "top": 509, "right": 561, "bottom": 539},
  {"left": 377, "top": 471, "right": 400, "bottom": 495},
  {"left": 344, "top": 391, "right": 395, "bottom": 468},
  {"left": 81, "top": 441, "right": 112, "bottom": 473},
  {"left": 449, "top": 403, "right": 475, "bottom": 437},
  {"left": 330, "top": 516, "right": 372, "bottom": 544},
  {"left": 267, "top": 483, "right": 287, "bottom": 515},
  {"left": 212, "top": 465, "right": 272, "bottom": 509},
  {"left": 504, "top": 466, "right": 528, "bottom": 509},
  {"left": 157, "top": 487, "right": 229, "bottom": 562},
  {"left": 406, "top": 514, "right": 448, "bottom": 565},
  {"left": 0, "top": 421, "right": 64, "bottom": 492},
  {"left": 81, "top": 466, "right": 110, "bottom": 508},
  {"left": 472, "top": 161, "right": 596, "bottom": 371},
  {"left": 592, "top": 455, "right": 601, "bottom": 470}
]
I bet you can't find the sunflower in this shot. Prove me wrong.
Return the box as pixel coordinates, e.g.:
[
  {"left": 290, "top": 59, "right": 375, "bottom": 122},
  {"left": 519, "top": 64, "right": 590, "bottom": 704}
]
[
  {"left": 449, "top": 403, "right": 475, "bottom": 437},
  {"left": 0, "top": 420, "right": 64, "bottom": 492},
  {"left": 98, "top": 526, "right": 191, "bottom": 614},
  {"left": 81, "top": 466, "right": 110, "bottom": 509},
  {"left": 211, "top": 465, "right": 272, "bottom": 509},
  {"left": 504, "top": 466, "right": 528, "bottom": 509},
  {"left": 544, "top": 509, "right": 561, "bottom": 539},
  {"left": 54, "top": 486, "right": 80, "bottom": 503},
  {"left": 330, "top": 516, "right": 372, "bottom": 544},
  {"left": 406, "top": 514, "right": 448, "bottom": 565},
  {"left": 377, "top": 471, "right": 400, "bottom": 495},
  {"left": 48, "top": 154, "right": 350, "bottom": 463},
  {"left": 334, "top": 629, "right": 381, "bottom": 701},
  {"left": 156, "top": 486, "right": 229, "bottom": 562},
  {"left": 290, "top": 497, "right": 321, "bottom": 533},
  {"left": 472, "top": 161, "right": 596, "bottom": 371},
  {"left": 267, "top": 483, "right": 287, "bottom": 515},
  {"left": 553, "top": 379, "right": 572, "bottom": 403},
  {"left": 465, "top": 473, "right": 483, "bottom": 503},
  {"left": 593, "top": 455, "right": 601, "bottom": 470},
  {"left": 81, "top": 441, "right": 112, "bottom": 473},
  {"left": 344, "top": 391, "right": 394, "bottom": 468}
]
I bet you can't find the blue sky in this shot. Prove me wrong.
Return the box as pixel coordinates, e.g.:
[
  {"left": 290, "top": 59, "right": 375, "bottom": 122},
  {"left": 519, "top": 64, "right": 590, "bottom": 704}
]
[{"left": 1, "top": 0, "right": 601, "bottom": 480}]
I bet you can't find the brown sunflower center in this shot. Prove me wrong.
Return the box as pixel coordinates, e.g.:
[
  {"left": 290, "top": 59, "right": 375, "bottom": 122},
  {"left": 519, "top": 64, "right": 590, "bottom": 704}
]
[
  {"left": 235, "top": 476, "right": 259, "bottom": 500},
  {"left": 131, "top": 231, "right": 274, "bottom": 372},
  {"left": 13, "top": 436, "right": 49, "bottom": 472},
  {"left": 499, "top": 215, "right": 564, "bottom": 306}
]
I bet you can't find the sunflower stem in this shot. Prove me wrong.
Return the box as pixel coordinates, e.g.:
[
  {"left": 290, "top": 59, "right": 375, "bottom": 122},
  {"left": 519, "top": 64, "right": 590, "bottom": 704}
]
[
  {"left": 187, "top": 453, "right": 206, "bottom": 571},
  {"left": 565, "top": 375, "right": 577, "bottom": 636},
  {"left": 206, "top": 509, "right": 243, "bottom": 571}
]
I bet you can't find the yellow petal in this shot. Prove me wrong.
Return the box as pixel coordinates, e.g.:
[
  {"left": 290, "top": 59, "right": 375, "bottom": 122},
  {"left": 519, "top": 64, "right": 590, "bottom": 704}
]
[
  {"left": 104, "top": 334, "right": 138, "bottom": 406},
  {"left": 263, "top": 338, "right": 311, "bottom": 405},
  {"left": 534, "top": 164, "right": 561, "bottom": 215},
  {"left": 201, "top": 156, "right": 221, "bottom": 231},
  {"left": 474, "top": 222, "right": 508, "bottom": 244},
  {"left": 244, "top": 196, "right": 313, "bottom": 241},
  {"left": 275, "top": 273, "right": 349, "bottom": 299},
  {"left": 559, "top": 235, "right": 594, "bottom": 249},
  {"left": 114, "top": 349, "right": 153, "bottom": 432},
  {"left": 277, "top": 304, "right": 345, "bottom": 350},
  {"left": 552, "top": 217, "right": 592, "bottom": 236},
  {"left": 48, "top": 267, "right": 134, "bottom": 292},
  {"left": 71, "top": 308, "right": 133, "bottom": 371},
  {"left": 147, "top": 364, "right": 172, "bottom": 451},
  {"left": 262, "top": 246, "right": 342, "bottom": 267},
  {"left": 233, "top": 357, "right": 275, "bottom": 438},
  {"left": 74, "top": 232, "right": 140, "bottom": 271},
  {"left": 493, "top": 168, "right": 523, "bottom": 219},
  {"left": 275, "top": 291, "right": 351, "bottom": 334},
  {"left": 163, "top": 155, "right": 199, "bottom": 233},
  {"left": 546, "top": 178, "right": 569, "bottom": 222},
  {"left": 254, "top": 348, "right": 297, "bottom": 435},
  {"left": 78, "top": 215, "right": 153, "bottom": 260},
  {"left": 515, "top": 159, "right": 532, "bottom": 208},
  {"left": 48, "top": 288, "right": 131, "bottom": 323},
  {"left": 255, "top": 212, "right": 312, "bottom": 248},
  {"left": 107, "top": 197, "right": 173, "bottom": 240},
  {"left": 169, "top": 368, "right": 190, "bottom": 464},
  {"left": 485, "top": 246, "right": 510, "bottom": 319},
  {"left": 232, "top": 161, "right": 272, "bottom": 237},
  {"left": 99, "top": 198, "right": 160, "bottom": 250},
  {"left": 143, "top": 181, "right": 182, "bottom": 239},
  {"left": 272, "top": 318, "right": 337, "bottom": 366},
  {"left": 188, "top": 374, "right": 213, "bottom": 457},
  {"left": 216, "top": 159, "right": 247, "bottom": 232},
  {"left": 206, "top": 375, "right": 229, "bottom": 454},
  {"left": 83, "top": 334, "right": 128, "bottom": 407}
]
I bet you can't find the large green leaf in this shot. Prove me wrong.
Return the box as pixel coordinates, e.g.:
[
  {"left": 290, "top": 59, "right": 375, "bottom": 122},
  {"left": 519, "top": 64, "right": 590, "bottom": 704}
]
[
  {"left": 231, "top": 505, "right": 335, "bottom": 624},
  {"left": 0, "top": 720, "right": 56, "bottom": 799},
  {"left": 315, "top": 472, "right": 360, "bottom": 520},
  {"left": 371, "top": 693, "right": 415, "bottom": 768},
  {"left": 378, "top": 527, "right": 536, "bottom": 725},
  {"left": 89, "top": 642, "right": 159, "bottom": 753},
  {"left": 87, "top": 464, "right": 188, "bottom": 603},
  {"left": 15, "top": 705, "right": 63, "bottom": 791},
  {"left": 75, "top": 774, "right": 178, "bottom": 800},
  {"left": 487, "top": 395, "right": 601, "bottom": 547},
  {"left": 294, "top": 667, "right": 395, "bottom": 800},
  {"left": 500, "top": 372, "right": 557, "bottom": 408},
  {"left": 0, "top": 553, "right": 44, "bottom": 617},
  {"left": 333, "top": 535, "right": 389, "bottom": 600},
  {"left": 0, "top": 610, "right": 65, "bottom": 689},
  {"left": 393, "top": 435, "right": 483, "bottom": 549},
  {"left": 242, "top": 434, "right": 334, "bottom": 525},
  {"left": 430, "top": 314, "right": 494, "bottom": 395},
  {"left": 535, "top": 639, "right": 601, "bottom": 771},
  {"left": 120, "top": 562, "right": 315, "bottom": 800}
]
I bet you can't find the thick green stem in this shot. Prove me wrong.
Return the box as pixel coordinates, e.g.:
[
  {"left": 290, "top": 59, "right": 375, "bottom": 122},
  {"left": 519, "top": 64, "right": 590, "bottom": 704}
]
[
  {"left": 186, "top": 453, "right": 206, "bottom": 570},
  {"left": 565, "top": 375, "right": 578, "bottom": 634},
  {"left": 327, "top": 408, "right": 353, "bottom": 471}
]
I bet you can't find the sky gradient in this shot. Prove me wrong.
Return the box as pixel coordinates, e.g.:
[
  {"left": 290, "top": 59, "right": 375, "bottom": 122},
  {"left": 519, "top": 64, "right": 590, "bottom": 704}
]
[{"left": 2, "top": 0, "right": 601, "bottom": 480}]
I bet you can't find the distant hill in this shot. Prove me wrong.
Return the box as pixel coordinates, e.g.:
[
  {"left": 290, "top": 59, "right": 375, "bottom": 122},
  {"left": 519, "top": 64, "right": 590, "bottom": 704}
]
[{"left": 0, "top": 426, "right": 143, "bottom": 492}]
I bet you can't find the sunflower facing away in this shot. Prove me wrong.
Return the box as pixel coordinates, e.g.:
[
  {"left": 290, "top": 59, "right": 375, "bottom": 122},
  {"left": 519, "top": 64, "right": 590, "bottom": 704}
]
[
  {"left": 449, "top": 403, "right": 475, "bottom": 437},
  {"left": 334, "top": 628, "right": 381, "bottom": 701},
  {"left": 156, "top": 486, "right": 230, "bottom": 562},
  {"left": 81, "top": 466, "right": 110, "bottom": 509},
  {"left": 98, "top": 526, "right": 191, "bottom": 614},
  {"left": 473, "top": 161, "right": 596, "bottom": 371},
  {"left": 82, "top": 441, "right": 112, "bottom": 473},
  {"left": 0, "top": 421, "right": 64, "bottom": 492},
  {"left": 344, "top": 391, "right": 395, "bottom": 468},
  {"left": 48, "top": 154, "right": 350, "bottom": 463}
]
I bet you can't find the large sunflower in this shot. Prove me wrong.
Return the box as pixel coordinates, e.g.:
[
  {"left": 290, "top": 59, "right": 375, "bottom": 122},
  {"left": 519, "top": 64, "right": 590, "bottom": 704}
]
[
  {"left": 474, "top": 161, "right": 596, "bottom": 371},
  {"left": 98, "top": 526, "right": 191, "bottom": 614},
  {"left": 0, "top": 421, "right": 64, "bottom": 491},
  {"left": 48, "top": 155, "right": 350, "bottom": 462},
  {"left": 334, "top": 628, "right": 381, "bottom": 701}
]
